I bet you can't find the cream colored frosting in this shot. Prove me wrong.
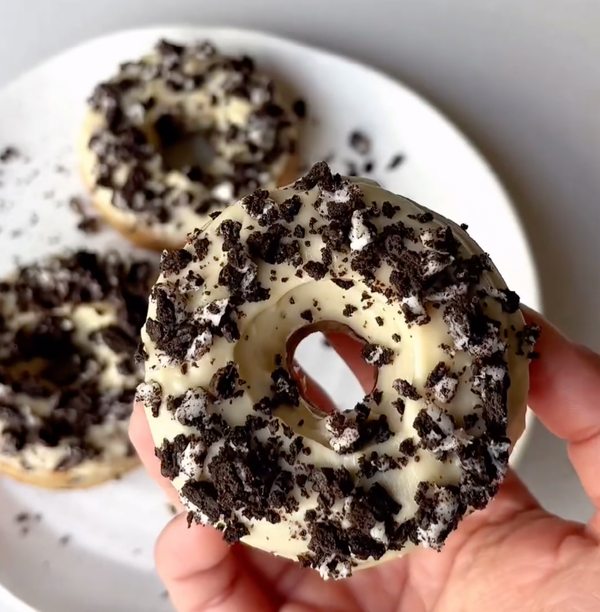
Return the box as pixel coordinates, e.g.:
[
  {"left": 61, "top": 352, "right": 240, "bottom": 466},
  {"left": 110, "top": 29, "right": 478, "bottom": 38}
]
[
  {"left": 78, "top": 41, "right": 297, "bottom": 248},
  {"left": 141, "top": 171, "right": 531, "bottom": 577}
]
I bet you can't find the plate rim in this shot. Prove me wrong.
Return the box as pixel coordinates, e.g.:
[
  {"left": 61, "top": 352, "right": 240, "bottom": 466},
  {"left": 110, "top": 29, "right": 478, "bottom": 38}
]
[{"left": 0, "top": 24, "right": 541, "bottom": 612}]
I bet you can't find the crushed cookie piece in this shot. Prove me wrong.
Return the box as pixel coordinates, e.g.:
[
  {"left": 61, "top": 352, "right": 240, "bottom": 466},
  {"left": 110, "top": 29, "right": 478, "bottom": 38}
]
[
  {"left": 393, "top": 379, "right": 421, "bottom": 400},
  {"left": 343, "top": 304, "right": 358, "bottom": 317},
  {"left": 349, "top": 131, "right": 371, "bottom": 156},
  {"left": 361, "top": 343, "right": 394, "bottom": 367},
  {"left": 300, "top": 309, "right": 313, "bottom": 323},
  {"left": 387, "top": 154, "right": 404, "bottom": 170}
]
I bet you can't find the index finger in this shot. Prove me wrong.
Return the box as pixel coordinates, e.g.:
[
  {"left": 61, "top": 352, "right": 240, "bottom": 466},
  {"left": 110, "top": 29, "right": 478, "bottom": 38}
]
[
  {"left": 524, "top": 307, "right": 600, "bottom": 519},
  {"left": 129, "top": 402, "right": 182, "bottom": 507}
]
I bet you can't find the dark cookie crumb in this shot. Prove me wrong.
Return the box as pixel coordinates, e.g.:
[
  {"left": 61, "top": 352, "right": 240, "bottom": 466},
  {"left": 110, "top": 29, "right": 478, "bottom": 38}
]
[
  {"left": 77, "top": 217, "right": 103, "bottom": 234},
  {"left": 270, "top": 367, "right": 300, "bottom": 407},
  {"left": 387, "top": 154, "right": 404, "bottom": 170},
  {"left": 160, "top": 248, "right": 193, "bottom": 276},
  {"left": 300, "top": 309, "right": 314, "bottom": 323},
  {"left": 515, "top": 324, "right": 541, "bottom": 358},
  {"left": 293, "top": 100, "right": 307, "bottom": 119},
  {"left": 361, "top": 343, "right": 394, "bottom": 367},
  {"left": 393, "top": 379, "right": 422, "bottom": 400},
  {"left": 399, "top": 437, "right": 417, "bottom": 458},
  {"left": 217, "top": 220, "right": 242, "bottom": 251},
  {"left": 343, "top": 304, "right": 358, "bottom": 317},
  {"left": 303, "top": 261, "right": 328, "bottom": 280},
  {"left": 332, "top": 278, "right": 354, "bottom": 290},
  {"left": 349, "top": 131, "right": 371, "bottom": 156},
  {"left": 192, "top": 232, "right": 211, "bottom": 261},
  {"left": 425, "top": 362, "right": 458, "bottom": 404},
  {"left": 491, "top": 288, "right": 520, "bottom": 314},
  {"left": 69, "top": 196, "right": 103, "bottom": 234},
  {"left": 59, "top": 535, "right": 71, "bottom": 546},
  {"left": 393, "top": 398, "right": 406, "bottom": 416},
  {"left": 0, "top": 146, "right": 20, "bottom": 162},
  {"left": 210, "top": 362, "right": 240, "bottom": 400}
]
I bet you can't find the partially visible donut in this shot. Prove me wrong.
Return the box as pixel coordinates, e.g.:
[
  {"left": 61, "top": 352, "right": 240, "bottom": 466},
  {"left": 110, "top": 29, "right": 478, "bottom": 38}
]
[
  {"left": 78, "top": 39, "right": 299, "bottom": 251},
  {"left": 138, "top": 163, "right": 538, "bottom": 578},
  {"left": 0, "top": 251, "right": 155, "bottom": 489}
]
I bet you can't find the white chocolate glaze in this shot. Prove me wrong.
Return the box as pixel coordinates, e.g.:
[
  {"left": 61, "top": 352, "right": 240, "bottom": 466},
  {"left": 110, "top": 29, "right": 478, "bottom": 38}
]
[{"left": 140, "top": 163, "right": 534, "bottom": 578}]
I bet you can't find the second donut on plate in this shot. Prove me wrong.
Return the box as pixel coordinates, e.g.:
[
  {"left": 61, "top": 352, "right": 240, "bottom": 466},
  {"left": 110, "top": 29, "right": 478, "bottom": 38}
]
[{"left": 79, "top": 39, "right": 299, "bottom": 251}]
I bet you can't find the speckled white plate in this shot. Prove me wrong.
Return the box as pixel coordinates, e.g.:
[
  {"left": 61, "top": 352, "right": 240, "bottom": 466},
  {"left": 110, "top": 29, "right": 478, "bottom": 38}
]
[{"left": 0, "top": 26, "right": 540, "bottom": 612}]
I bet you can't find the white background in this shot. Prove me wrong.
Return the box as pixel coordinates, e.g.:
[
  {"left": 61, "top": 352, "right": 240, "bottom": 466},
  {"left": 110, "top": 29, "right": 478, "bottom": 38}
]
[{"left": 0, "top": 0, "right": 597, "bottom": 561}]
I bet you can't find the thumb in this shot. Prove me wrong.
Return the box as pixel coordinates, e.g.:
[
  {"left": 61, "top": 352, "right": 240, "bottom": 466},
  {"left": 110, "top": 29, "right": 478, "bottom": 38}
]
[{"left": 156, "top": 515, "right": 275, "bottom": 612}]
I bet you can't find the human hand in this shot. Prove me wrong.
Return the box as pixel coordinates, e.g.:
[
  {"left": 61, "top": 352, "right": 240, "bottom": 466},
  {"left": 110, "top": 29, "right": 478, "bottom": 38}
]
[{"left": 129, "top": 308, "right": 600, "bottom": 612}]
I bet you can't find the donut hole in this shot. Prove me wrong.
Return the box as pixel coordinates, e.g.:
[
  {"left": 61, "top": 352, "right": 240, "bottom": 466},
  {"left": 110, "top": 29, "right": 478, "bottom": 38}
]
[
  {"left": 153, "top": 113, "right": 216, "bottom": 176},
  {"left": 287, "top": 323, "right": 378, "bottom": 416}
]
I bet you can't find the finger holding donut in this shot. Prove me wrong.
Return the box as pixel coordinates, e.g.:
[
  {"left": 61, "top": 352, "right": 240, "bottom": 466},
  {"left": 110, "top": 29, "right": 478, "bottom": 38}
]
[{"left": 135, "top": 162, "right": 537, "bottom": 579}]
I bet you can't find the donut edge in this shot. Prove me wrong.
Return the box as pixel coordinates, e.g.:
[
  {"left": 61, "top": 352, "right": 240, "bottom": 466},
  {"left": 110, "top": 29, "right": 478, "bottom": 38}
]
[{"left": 0, "top": 454, "right": 140, "bottom": 490}]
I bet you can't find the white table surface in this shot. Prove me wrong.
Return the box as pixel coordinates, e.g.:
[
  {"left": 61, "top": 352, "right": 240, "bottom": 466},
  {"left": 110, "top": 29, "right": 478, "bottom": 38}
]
[{"left": 0, "top": 0, "right": 598, "bottom": 608}]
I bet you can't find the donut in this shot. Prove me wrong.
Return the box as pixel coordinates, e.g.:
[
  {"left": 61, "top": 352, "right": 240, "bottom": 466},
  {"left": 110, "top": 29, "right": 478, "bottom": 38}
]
[
  {"left": 78, "top": 39, "right": 299, "bottom": 251},
  {"left": 138, "top": 162, "right": 538, "bottom": 578},
  {"left": 0, "top": 251, "right": 155, "bottom": 489}
]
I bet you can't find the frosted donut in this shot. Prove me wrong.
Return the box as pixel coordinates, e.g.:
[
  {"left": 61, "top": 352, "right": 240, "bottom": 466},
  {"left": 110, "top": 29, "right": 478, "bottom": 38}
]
[
  {"left": 79, "top": 39, "right": 299, "bottom": 251},
  {"left": 138, "top": 162, "right": 538, "bottom": 578},
  {"left": 0, "top": 252, "right": 154, "bottom": 489}
]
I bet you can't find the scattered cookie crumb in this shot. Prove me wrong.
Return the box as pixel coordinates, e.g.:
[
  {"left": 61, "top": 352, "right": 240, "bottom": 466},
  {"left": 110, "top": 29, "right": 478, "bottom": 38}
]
[
  {"left": 78, "top": 217, "right": 103, "bottom": 234},
  {"left": 292, "top": 99, "right": 307, "bottom": 119},
  {"left": 0, "top": 146, "right": 20, "bottom": 163},
  {"left": 387, "top": 153, "right": 405, "bottom": 170},
  {"left": 345, "top": 160, "right": 359, "bottom": 177},
  {"left": 349, "top": 130, "right": 371, "bottom": 156},
  {"left": 15, "top": 512, "right": 41, "bottom": 536},
  {"left": 69, "top": 196, "right": 103, "bottom": 234},
  {"left": 59, "top": 535, "right": 71, "bottom": 546}
]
